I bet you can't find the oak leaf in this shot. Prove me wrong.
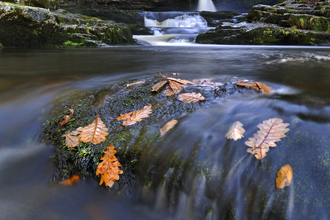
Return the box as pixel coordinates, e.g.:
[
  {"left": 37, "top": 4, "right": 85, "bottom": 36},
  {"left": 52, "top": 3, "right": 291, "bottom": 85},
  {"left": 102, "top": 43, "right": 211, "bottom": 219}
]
[
  {"left": 96, "top": 144, "right": 123, "bottom": 188},
  {"left": 116, "top": 112, "right": 133, "bottom": 121},
  {"left": 178, "top": 92, "right": 205, "bottom": 103},
  {"left": 276, "top": 164, "right": 293, "bottom": 189},
  {"left": 225, "top": 121, "right": 245, "bottom": 141},
  {"left": 245, "top": 118, "right": 290, "bottom": 160},
  {"left": 77, "top": 112, "right": 109, "bottom": 144},
  {"left": 60, "top": 175, "right": 79, "bottom": 186},
  {"left": 126, "top": 81, "right": 144, "bottom": 87},
  {"left": 236, "top": 81, "right": 272, "bottom": 94},
  {"left": 121, "top": 104, "right": 152, "bottom": 126},
  {"left": 61, "top": 129, "right": 81, "bottom": 148},
  {"left": 160, "top": 119, "right": 178, "bottom": 137},
  {"left": 59, "top": 105, "right": 74, "bottom": 129}
]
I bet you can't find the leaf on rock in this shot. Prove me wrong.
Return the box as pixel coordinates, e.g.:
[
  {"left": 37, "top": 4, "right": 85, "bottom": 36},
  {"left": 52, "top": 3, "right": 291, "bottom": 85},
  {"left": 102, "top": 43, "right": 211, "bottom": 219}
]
[
  {"left": 192, "top": 79, "right": 225, "bottom": 87},
  {"left": 61, "top": 129, "right": 81, "bottom": 148},
  {"left": 59, "top": 105, "right": 74, "bottom": 129},
  {"left": 163, "top": 87, "right": 176, "bottom": 96},
  {"left": 160, "top": 119, "right": 178, "bottom": 137},
  {"left": 96, "top": 144, "right": 123, "bottom": 188},
  {"left": 225, "top": 121, "right": 246, "bottom": 141},
  {"left": 151, "top": 81, "right": 167, "bottom": 92},
  {"left": 127, "top": 81, "right": 144, "bottom": 87},
  {"left": 178, "top": 92, "right": 205, "bottom": 103},
  {"left": 122, "top": 104, "right": 152, "bottom": 126},
  {"left": 276, "top": 164, "right": 293, "bottom": 189},
  {"left": 77, "top": 112, "right": 109, "bottom": 144},
  {"left": 60, "top": 175, "right": 79, "bottom": 186},
  {"left": 116, "top": 112, "right": 133, "bottom": 121},
  {"left": 236, "top": 81, "right": 272, "bottom": 94},
  {"left": 245, "top": 118, "right": 290, "bottom": 160}
]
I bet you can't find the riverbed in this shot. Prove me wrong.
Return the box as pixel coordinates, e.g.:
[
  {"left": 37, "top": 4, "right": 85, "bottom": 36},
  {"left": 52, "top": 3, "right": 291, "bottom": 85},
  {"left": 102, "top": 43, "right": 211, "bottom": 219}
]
[{"left": 1, "top": 45, "right": 330, "bottom": 219}]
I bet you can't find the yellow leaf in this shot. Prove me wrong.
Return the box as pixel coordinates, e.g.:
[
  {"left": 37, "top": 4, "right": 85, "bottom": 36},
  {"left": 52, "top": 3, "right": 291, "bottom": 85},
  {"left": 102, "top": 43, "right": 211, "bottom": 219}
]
[
  {"left": 126, "top": 81, "right": 144, "bottom": 87},
  {"left": 177, "top": 92, "right": 205, "bottom": 103},
  {"left": 160, "top": 119, "right": 178, "bottom": 137},
  {"left": 122, "top": 104, "right": 152, "bottom": 126},
  {"left": 225, "top": 121, "right": 245, "bottom": 141},
  {"left": 276, "top": 164, "right": 293, "bottom": 189},
  {"left": 96, "top": 144, "right": 123, "bottom": 188},
  {"left": 77, "top": 112, "right": 109, "bottom": 144}
]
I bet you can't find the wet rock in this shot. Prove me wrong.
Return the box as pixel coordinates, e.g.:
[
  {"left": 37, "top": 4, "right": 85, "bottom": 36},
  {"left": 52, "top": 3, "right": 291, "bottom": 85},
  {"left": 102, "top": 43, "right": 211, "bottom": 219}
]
[
  {"left": 0, "top": 2, "right": 135, "bottom": 48},
  {"left": 200, "top": 11, "right": 240, "bottom": 27},
  {"left": 41, "top": 76, "right": 257, "bottom": 193}
]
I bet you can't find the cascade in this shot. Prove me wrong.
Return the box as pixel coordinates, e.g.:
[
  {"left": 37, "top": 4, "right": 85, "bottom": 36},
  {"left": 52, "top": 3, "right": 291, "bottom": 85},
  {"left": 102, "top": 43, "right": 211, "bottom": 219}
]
[{"left": 197, "top": 0, "right": 216, "bottom": 12}]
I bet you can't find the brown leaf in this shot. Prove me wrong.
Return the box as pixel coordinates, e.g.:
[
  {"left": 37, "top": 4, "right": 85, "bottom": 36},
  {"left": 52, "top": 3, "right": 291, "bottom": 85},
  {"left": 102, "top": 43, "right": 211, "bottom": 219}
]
[
  {"left": 116, "top": 112, "right": 133, "bottom": 121},
  {"left": 96, "top": 144, "right": 123, "bottom": 188},
  {"left": 59, "top": 105, "right": 74, "bottom": 129},
  {"left": 127, "top": 81, "right": 144, "bottom": 87},
  {"left": 236, "top": 81, "right": 272, "bottom": 94},
  {"left": 225, "top": 121, "right": 245, "bottom": 141},
  {"left": 178, "top": 92, "right": 206, "bottom": 103},
  {"left": 77, "top": 112, "right": 109, "bottom": 144},
  {"left": 245, "top": 118, "right": 290, "bottom": 160},
  {"left": 122, "top": 104, "right": 152, "bottom": 126},
  {"left": 192, "top": 79, "right": 225, "bottom": 87},
  {"left": 169, "top": 80, "right": 185, "bottom": 95},
  {"left": 59, "top": 175, "right": 79, "bottom": 186},
  {"left": 61, "top": 130, "right": 81, "bottom": 148},
  {"left": 160, "top": 119, "right": 178, "bottom": 137},
  {"left": 151, "top": 81, "right": 167, "bottom": 92},
  {"left": 159, "top": 72, "right": 193, "bottom": 85},
  {"left": 163, "top": 87, "right": 176, "bottom": 96},
  {"left": 276, "top": 164, "right": 293, "bottom": 189}
]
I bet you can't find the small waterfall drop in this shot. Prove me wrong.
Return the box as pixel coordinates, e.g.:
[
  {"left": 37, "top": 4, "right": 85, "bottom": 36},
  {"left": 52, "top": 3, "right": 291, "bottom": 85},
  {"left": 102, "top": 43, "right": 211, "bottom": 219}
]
[{"left": 197, "top": 0, "right": 216, "bottom": 12}]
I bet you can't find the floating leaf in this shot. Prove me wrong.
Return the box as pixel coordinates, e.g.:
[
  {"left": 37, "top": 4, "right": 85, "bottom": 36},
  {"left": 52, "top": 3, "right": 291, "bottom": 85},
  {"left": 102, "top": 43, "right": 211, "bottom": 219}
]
[
  {"left": 127, "top": 81, "right": 144, "bottom": 87},
  {"left": 59, "top": 105, "right": 74, "bottom": 129},
  {"left": 236, "top": 81, "right": 272, "bottom": 94},
  {"left": 151, "top": 81, "right": 167, "bottom": 92},
  {"left": 61, "top": 129, "right": 81, "bottom": 148},
  {"left": 96, "top": 144, "right": 123, "bottom": 188},
  {"left": 60, "top": 175, "right": 79, "bottom": 186},
  {"left": 160, "top": 119, "right": 178, "bottom": 137},
  {"left": 192, "top": 79, "right": 225, "bottom": 87},
  {"left": 116, "top": 112, "right": 133, "bottom": 121},
  {"left": 245, "top": 118, "right": 290, "bottom": 160},
  {"left": 276, "top": 164, "right": 293, "bottom": 189},
  {"left": 77, "top": 112, "right": 109, "bottom": 144},
  {"left": 122, "top": 104, "right": 152, "bottom": 126},
  {"left": 178, "top": 92, "right": 205, "bottom": 103},
  {"left": 225, "top": 121, "right": 246, "bottom": 141}
]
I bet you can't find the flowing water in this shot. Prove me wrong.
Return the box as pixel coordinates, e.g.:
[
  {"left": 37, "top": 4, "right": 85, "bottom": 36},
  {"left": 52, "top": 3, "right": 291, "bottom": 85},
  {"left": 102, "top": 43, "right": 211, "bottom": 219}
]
[
  {"left": 1, "top": 45, "right": 330, "bottom": 219},
  {"left": 197, "top": 0, "right": 216, "bottom": 12}
]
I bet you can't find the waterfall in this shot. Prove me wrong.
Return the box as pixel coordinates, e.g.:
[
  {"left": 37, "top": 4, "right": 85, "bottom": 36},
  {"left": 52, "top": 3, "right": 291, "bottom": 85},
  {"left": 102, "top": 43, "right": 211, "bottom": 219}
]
[{"left": 197, "top": 0, "right": 216, "bottom": 12}]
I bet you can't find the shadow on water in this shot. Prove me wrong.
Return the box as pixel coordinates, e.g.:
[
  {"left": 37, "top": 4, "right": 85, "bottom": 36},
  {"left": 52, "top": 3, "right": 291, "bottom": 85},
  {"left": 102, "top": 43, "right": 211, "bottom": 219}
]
[{"left": 1, "top": 46, "right": 330, "bottom": 219}]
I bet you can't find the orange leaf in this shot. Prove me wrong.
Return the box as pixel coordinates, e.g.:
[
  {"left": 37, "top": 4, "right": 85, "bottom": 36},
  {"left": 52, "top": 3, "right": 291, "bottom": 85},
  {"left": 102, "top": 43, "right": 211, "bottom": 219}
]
[
  {"left": 60, "top": 175, "right": 79, "bottom": 186},
  {"left": 59, "top": 105, "right": 74, "bottom": 129},
  {"left": 96, "top": 144, "right": 123, "bottom": 188},
  {"left": 276, "top": 164, "right": 293, "bottom": 189},
  {"left": 77, "top": 112, "right": 109, "bottom": 144},
  {"left": 160, "top": 119, "right": 178, "bottom": 137},
  {"left": 122, "top": 104, "right": 152, "bottom": 126},
  {"left": 153, "top": 72, "right": 194, "bottom": 96},
  {"left": 126, "top": 81, "right": 144, "bottom": 87},
  {"left": 151, "top": 81, "right": 167, "bottom": 92},
  {"left": 256, "top": 82, "right": 272, "bottom": 94},
  {"left": 236, "top": 81, "right": 272, "bottom": 94},
  {"left": 178, "top": 92, "right": 205, "bottom": 103},
  {"left": 116, "top": 112, "right": 133, "bottom": 121}
]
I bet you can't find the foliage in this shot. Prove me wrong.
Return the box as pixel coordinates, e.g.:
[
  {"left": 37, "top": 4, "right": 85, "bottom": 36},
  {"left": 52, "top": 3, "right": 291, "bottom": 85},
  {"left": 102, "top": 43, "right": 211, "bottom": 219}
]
[
  {"left": 177, "top": 92, "right": 206, "bottom": 103},
  {"left": 225, "top": 121, "right": 245, "bottom": 141},
  {"left": 276, "top": 164, "right": 293, "bottom": 189},
  {"left": 160, "top": 119, "right": 178, "bottom": 137}
]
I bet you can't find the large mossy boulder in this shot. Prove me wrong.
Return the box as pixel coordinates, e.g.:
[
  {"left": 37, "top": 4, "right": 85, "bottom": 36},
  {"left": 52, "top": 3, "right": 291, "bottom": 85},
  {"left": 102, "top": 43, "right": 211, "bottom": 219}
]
[
  {"left": 0, "top": 2, "right": 135, "bottom": 48},
  {"left": 41, "top": 75, "right": 256, "bottom": 193}
]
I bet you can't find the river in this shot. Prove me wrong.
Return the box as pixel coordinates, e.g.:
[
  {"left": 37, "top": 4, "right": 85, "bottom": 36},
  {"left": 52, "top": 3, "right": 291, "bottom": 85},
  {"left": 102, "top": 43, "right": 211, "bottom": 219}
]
[{"left": 1, "top": 45, "right": 330, "bottom": 219}]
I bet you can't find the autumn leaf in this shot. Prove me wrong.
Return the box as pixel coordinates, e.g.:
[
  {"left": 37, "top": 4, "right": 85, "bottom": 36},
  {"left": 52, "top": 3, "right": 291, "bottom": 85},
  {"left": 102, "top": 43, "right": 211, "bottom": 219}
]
[
  {"left": 77, "top": 112, "right": 109, "bottom": 145},
  {"left": 116, "top": 112, "right": 133, "bottom": 121},
  {"left": 151, "top": 81, "right": 167, "bottom": 92},
  {"left": 127, "top": 81, "right": 144, "bottom": 87},
  {"left": 192, "top": 79, "right": 225, "bottom": 87},
  {"left": 178, "top": 92, "right": 205, "bottom": 103},
  {"left": 160, "top": 119, "right": 178, "bottom": 137},
  {"left": 225, "top": 121, "right": 245, "bottom": 141},
  {"left": 96, "top": 144, "right": 123, "bottom": 188},
  {"left": 276, "top": 164, "right": 293, "bottom": 190},
  {"left": 59, "top": 105, "right": 74, "bottom": 129},
  {"left": 236, "top": 81, "right": 272, "bottom": 94},
  {"left": 163, "top": 87, "right": 176, "bottom": 96},
  {"left": 61, "top": 129, "right": 81, "bottom": 148},
  {"left": 60, "top": 175, "right": 79, "bottom": 186},
  {"left": 245, "top": 118, "right": 290, "bottom": 160},
  {"left": 121, "top": 104, "right": 152, "bottom": 126}
]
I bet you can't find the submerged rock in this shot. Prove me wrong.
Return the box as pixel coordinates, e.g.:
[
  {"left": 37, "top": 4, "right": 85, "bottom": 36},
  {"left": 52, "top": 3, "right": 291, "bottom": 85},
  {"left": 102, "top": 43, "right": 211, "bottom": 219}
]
[{"left": 0, "top": 2, "right": 135, "bottom": 48}]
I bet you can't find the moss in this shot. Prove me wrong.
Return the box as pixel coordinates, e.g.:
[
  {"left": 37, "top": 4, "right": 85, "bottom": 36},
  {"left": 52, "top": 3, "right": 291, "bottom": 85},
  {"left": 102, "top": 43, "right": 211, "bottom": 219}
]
[{"left": 63, "top": 40, "right": 84, "bottom": 47}]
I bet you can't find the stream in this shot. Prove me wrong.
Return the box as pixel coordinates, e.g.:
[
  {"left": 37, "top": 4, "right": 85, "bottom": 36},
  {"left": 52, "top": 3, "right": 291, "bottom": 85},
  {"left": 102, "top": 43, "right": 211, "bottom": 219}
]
[{"left": 1, "top": 45, "right": 330, "bottom": 219}]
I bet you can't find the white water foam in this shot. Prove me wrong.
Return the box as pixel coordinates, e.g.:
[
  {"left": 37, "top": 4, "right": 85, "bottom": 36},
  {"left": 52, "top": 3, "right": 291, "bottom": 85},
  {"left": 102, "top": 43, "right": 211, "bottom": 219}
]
[{"left": 197, "top": 0, "right": 216, "bottom": 12}]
